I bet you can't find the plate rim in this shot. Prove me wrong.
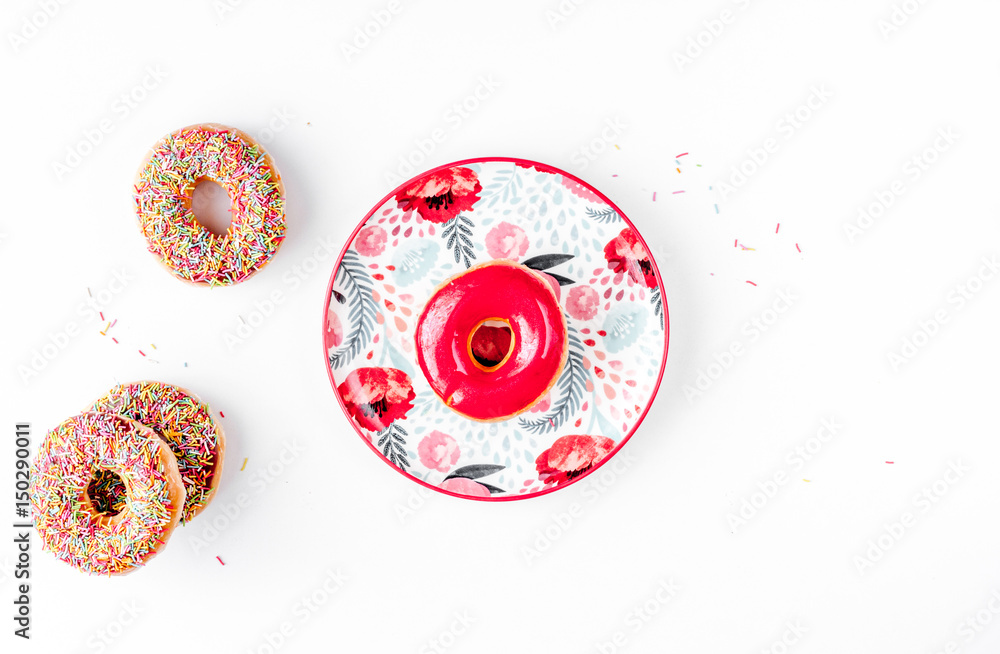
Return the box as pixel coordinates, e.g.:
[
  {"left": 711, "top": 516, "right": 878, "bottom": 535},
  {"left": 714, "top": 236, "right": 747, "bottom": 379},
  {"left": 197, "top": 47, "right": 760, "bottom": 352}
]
[{"left": 321, "top": 156, "right": 671, "bottom": 502}]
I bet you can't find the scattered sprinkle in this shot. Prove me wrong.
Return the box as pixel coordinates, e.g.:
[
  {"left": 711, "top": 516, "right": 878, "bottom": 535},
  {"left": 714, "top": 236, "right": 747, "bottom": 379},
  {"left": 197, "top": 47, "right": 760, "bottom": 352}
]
[
  {"left": 614, "top": 144, "right": 620, "bottom": 150},
  {"left": 111, "top": 337, "right": 119, "bottom": 344},
  {"left": 652, "top": 192, "right": 656, "bottom": 201},
  {"left": 151, "top": 343, "right": 157, "bottom": 350},
  {"left": 734, "top": 239, "right": 738, "bottom": 248},
  {"left": 216, "top": 556, "right": 225, "bottom": 566},
  {"left": 99, "top": 311, "right": 104, "bottom": 320},
  {"left": 714, "top": 204, "right": 719, "bottom": 214},
  {"left": 886, "top": 461, "right": 894, "bottom": 464},
  {"left": 138, "top": 350, "right": 146, "bottom": 357},
  {"left": 672, "top": 190, "right": 685, "bottom": 194},
  {"left": 795, "top": 243, "right": 801, "bottom": 253},
  {"left": 612, "top": 174, "right": 618, "bottom": 177},
  {"left": 241, "top": 458, "right": 248, "bottom": 471},
  {"left": 746, "top": 281, "right": 757, "bottom": 286},
  {"left": 219, "top": 411, "right": 225, "bottom": 418},
  {"left": 803, "top": 479, "right": 811, "bottom": 482},
  {"left": 87, "top": 287, "right": 92, "bottom": 297},
  {"left": 184, "top": 362, "right": 188, "bottom": 367},
  {"left": 676, "top": 167, "right": 681, "bottom": 173},
  {"left": 775, "top": 223, "right": 780, "bottom": 234},
  {"left": 676, "top": 152, "right": 688, "bottom": 158}
]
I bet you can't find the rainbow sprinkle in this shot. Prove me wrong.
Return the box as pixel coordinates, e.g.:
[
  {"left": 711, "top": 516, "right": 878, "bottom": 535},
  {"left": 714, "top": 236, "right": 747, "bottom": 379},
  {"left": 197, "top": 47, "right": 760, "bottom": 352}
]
[
  {"left": 90, "top": 382, "right": 224, "bottom": 523},
  {"left": 29, "top": 413, "right": 182, "bottom": 575},
  {"left": 134, "top": 124, "right": 286, "bottom": 286}
]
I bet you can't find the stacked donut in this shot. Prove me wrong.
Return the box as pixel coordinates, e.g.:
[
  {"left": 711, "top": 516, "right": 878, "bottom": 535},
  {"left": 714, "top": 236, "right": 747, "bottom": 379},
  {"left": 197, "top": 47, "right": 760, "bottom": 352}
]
[{"left": 29, "top": 381, "right": 225, "bottom": 576}]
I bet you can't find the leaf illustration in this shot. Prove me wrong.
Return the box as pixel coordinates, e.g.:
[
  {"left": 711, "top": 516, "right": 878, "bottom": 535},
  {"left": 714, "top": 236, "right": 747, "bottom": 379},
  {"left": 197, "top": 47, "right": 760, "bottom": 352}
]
[
  {"left": 376, "top": 422, "right": 410, "bottom": 470},
  {"left": 441, "top": 214, "right": 477, "bottom": 268},
  {"left": 650, "top": 286, "right": 664, "bottom": 330},
  {"left": 329, "top": 250, "right": 378, "bottom": 369},
  {"left": 518, "top": 323, "right": 586, "bottom": 434},
  {"left": 444, "top": 464, "right": 505, "bottom": 481},
  {"left": 522, "top": 253, "right": 574, "bottom": 271},
  {"left": 545, "top": 272, "right": 576, "bottom": 286},
  {"left": 585, "top": 206, "right": 621, "bottom": 223}
]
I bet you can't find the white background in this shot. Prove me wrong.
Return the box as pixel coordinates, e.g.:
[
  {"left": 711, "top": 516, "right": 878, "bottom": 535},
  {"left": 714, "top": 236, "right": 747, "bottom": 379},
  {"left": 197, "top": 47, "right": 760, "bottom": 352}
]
[{"left": 2, "top": 0, "right": 999, "bottom": 652}]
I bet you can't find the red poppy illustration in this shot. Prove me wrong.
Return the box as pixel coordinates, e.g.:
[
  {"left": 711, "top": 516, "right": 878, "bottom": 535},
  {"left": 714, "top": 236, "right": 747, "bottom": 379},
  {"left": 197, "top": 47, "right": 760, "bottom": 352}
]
[
  {"left": 338, "top": 367, "right": 416, "bottom": 432},
  {"left": 535, "top": 434, "right": 616, "bottom": 486},
  {"left": 395, "top": 166, "right": 482, "bottom": 224},
  {"left": 515, "top": 161, "right": 561, "bottom": 176},
  {"left": 603, "top": 227, "right": 656, "bottom": 288}
]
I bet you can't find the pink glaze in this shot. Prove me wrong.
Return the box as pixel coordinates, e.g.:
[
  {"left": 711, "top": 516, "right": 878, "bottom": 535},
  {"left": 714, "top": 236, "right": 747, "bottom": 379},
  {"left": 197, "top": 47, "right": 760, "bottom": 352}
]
[{"left": 415, "top": 261, "right": 567, "bottom": 421}]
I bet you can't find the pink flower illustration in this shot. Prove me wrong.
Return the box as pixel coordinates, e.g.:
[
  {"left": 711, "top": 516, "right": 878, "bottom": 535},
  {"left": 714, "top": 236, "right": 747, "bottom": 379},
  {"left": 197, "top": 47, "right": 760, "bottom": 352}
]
[
  {"left": 565, "top": 285, "right": 600, "bottom": 320},
  {"left": 325, "top": 308, "right": 344, "bottom": 351},
  {"left": 417, "top": 430, "right": 460, "bottom": 473},
  {"left": 440, "top": 477, "right": 491, "bottom": 497},
  {"left": 561, "top": 178, "right": 602, "bottom": 202},
  {"left": 529, "top": 392, "right": 551, "bottom": 413},
  {"left": 485, "top": 222, "right": 529, "bottom": 261},
  {"left": 355, "top": 225, "right": 388, "bottom": 257}
]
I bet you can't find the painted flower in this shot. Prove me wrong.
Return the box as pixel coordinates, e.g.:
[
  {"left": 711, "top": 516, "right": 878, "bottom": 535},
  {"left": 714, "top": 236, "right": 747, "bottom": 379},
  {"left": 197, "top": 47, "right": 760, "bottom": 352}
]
[
  {"left": 337, "top": 367, "right": 416, "bottom": 432},
  {"left": 325, "top": 307, "right": 343, "bottom": 352},
  {"left": 565, "top": 285, "right": 599, "bottom": 320},
  {"left": 536, "top": 434, "right": 616, "bottom": 486},
  {"left": 602, "top": 304, "right": 648, "bottom": 354},
  {"left": 529, "top": 392, "right": 551, "bottom": 413},
  {"left": 392, "top": 238, "right": 440, "bottom": 286},
  {"left": 440, "top": 477, "right": 491, "bottom": 497},
  {"left": 516, "top": 161, "right": 561, "bottom": 175},
  {"left": 355, "top": 225, "right": 387, "bottom": 257},
  {"left": 485, "top": 222, "right": 529, "bottom": 261},
  {"left": 561, "top": 177, "right": 602, "bottom": 202},
  {"left": 395, "top": 166, "right": 482, "bottom": 224},
  {"left": 417, "top": 430, "right": 460, "bottom": 473},
  {"left": 603, "top": 227, "right": 656, "bottom": 288}
]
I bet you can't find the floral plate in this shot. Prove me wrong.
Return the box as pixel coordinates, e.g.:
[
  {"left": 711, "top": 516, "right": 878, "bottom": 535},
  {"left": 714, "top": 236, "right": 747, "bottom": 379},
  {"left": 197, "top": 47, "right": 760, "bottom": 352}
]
[{"left": 322, "top": 158, "right": 669, "bottom": 500}]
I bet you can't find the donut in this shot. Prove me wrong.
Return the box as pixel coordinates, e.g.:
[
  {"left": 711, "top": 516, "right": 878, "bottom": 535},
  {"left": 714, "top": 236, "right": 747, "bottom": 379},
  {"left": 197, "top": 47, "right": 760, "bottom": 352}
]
[
  {"left": 89, "top": 381, "right": 225, "bottom": 523},
  {"left": 29, "top": 412, "right": 186, "bottom": 575},
  {"left": 415, "top": 260, "right": 568, "bottom": 422},
  {"left": 133, "top": 123, "right": 286, "bottom": 285}
]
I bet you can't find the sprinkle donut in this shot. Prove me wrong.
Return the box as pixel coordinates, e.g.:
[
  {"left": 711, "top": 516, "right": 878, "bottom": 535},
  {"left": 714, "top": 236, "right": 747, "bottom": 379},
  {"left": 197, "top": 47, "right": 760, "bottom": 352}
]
[
  {"left": 89, "top": 381, "right": 225, "bottom": 523},
  {"left": 415, "top": 260, "right": 568, "bottom": 422},
  {"left": 30, "top": 413, "right": 186, "bottom": 576},
  {"left": 134, "top": 123, "right": 286, "bottom": 285}
]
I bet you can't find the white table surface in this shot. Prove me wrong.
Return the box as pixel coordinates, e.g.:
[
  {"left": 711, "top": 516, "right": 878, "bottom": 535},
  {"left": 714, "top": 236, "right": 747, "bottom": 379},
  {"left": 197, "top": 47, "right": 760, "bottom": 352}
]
[{"left": 2, "top": 0, "right": 999, "bottom": 652}]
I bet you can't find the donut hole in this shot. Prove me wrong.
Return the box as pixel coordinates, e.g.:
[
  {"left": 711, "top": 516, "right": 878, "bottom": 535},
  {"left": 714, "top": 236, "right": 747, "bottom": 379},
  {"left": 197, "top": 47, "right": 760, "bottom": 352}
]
[
  {"left": 87, "top": 469, "right": 127, "bottom": 517},
  {"left": 191, "top": 177, "right": 233, "bottom": 236},
  {"left": 469, "top": 319, "right": 514, "bottom": 370}
]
